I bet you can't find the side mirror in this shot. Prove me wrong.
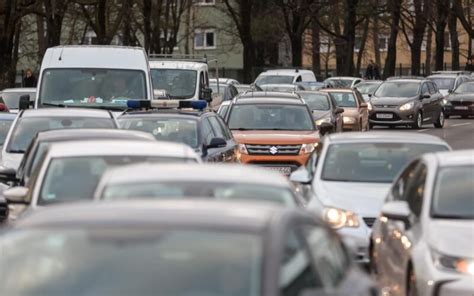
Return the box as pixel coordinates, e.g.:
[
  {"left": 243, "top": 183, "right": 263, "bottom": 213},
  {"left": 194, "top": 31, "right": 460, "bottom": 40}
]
[
  {"left": 381, "top": 201, "right": 411, "bottom": 226},
  {"left": 206, "top": 137, "right": 227, "bottom": 149},
  {"left": 335, "top": 107, "right": 344, "bottom": 115},
  {"left": 19, "top": 95, "right": 31, "bottom": 110},
  {"left": 289, "top": 167, "right": 312, "bottom": 185},
  {"left": 0, "top": 167, "right": 18, "bottom": 184},
  {"left": 0, "top": 196, "right": 8, "bottom": 223},
  {"left": 421, "top": 94, "right": 431, "bottom": 100},
  {"left": 448, "top": 89, "right": 453, "bottom": 94},
  {"left": 360, "top": 102, "right": 368, "bottom": 108},
  {"left": 319, "top": 122, "right": 334, "bottom": 136},
  {"left": 3, "top": 186, "right": 29, "bottom": 204},
  {"left": 201, "top": 87, "right": 213, "bottom": 103},
  {"left": 368, "top": 93, "right": 373, "bottom": 98}
]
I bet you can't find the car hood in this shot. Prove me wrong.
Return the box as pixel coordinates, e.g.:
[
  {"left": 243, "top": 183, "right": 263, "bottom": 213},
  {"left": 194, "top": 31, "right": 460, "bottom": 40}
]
[
  {"left": 312, "top": 181, "right": 392, "bottom": 216},
  {"left": 427, "top": 219, "right": 474, "bottom": 258},
  {"left": 312, "top": 110, "right": 332, "bottom": 120},
  {"left": 371, "top": 96, "right": 415, "bottom": 106},
  {"left": 232, "top": 130, "right": 320, "bottom": 144},
  {"left": 1, "top": 152, "right": 23, "bottom": 170},
  {"left": 446, "top": 93, "right": 474, "bottom": 102}
]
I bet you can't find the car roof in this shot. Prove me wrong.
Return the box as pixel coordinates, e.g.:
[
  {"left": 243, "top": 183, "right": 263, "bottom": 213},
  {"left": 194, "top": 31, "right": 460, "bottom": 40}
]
[
  {"left": 357, "top": 80, "right": 383, "bottom": 84},
  {"left": 13, "top": 200, "right": 295, "bottom": 231},
  {"left": 320, "top": 88, "right": 355, "bottom": 93},
  {"left": 296, "top": 91, "right": 330, "bottom": 96},
  {"left": 326, "top": 76, "right": 359, "bottom": 80},
  {"left": 0, "top": 88, "right": 36, "bottom": 93},
  {"left": 431, "top": 150, "right": 474, "bottom": 167},
  {"left": 234, "top": 97, "right": 305, "bottom": 105},
  {"left": 45, "top": 139, "right": 197, "bottom": 159},
  {"left": 100, "top": 163, "right": 293, "bottom": 187},
  {"left": 43, "top": 46, "right": 148, "bottom": 70},
  {"left": 427, "top": 74, "right": 461, "bottom": 78},
  {"left": 149, "top": 60, "right": 206, "bottom": 71},
  {"left": 260, "top": 69, "right": 313, "bottom": 76},
  {"left": 36, "top": 129, "right": 155, "bottom": 142},
  {"left": 0, "top": 113, "right": 17, "bottom": 120},
  {"left": 119, "top": 110, "right": 206, "bottom": 118},
  {"left": 20, "top": 108, "right": 113, "bottom": 118},
  {"left": 326, "top": 131, "right": 450, "bottom": 146},
  {"left": 238, "top": 91, "right": 300, "bottom": 100}
]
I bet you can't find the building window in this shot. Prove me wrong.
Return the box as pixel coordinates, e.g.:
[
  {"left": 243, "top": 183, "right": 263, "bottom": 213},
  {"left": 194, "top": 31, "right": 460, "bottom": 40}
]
[
  {"left": 320, "top": 36, "right": 331, "bottom": 53},
  {"left": 195, "top": 0, "right": 215, "bottom": 5},
  {"left": 378, "top": 35, "right": 389, "bottom": 51},
  {"left": 194, "top": 29, "right": 216, "bottom": 50},
  {"left": 84, "top": 30, "right": 98, "bottom": 45},
  {"left": 354, "top": 36, "right": 362, "bottom": 52},
  {"left": 444, "top": 32, "right": 452, "bottom": 51}
]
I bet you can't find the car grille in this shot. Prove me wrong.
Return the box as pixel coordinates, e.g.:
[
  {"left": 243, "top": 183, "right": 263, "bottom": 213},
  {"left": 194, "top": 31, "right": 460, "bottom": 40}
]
[
  {"left": 451, "top": 100, "right": 474, "bottom": 106},
  {"left": 363, "top": 217, "right": 376, "bottom": 228},
  {"left": 246, "top": 144, "right": 301, "bottom": 156},
  {"left": 370, "top": 112, "right": 402, "bottom": 121},
  {"left": 373, "top": 104, "right": 399, "bottom": 108}
]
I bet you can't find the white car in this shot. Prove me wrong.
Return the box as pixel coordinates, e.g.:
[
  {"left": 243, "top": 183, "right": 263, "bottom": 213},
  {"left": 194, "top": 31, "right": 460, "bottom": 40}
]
[
  {"left": 371, "top": 150, "right": 474, "bottom": 296},
  {"left": 0, "top": 88, "right": 36, "bottom": 113},
  {"left": 290, "top": 132, "right": 451, "bottom": 264},
  {"left": 2, "top": 140, "right": 201, "bottom": 220},
  {"left": 255, "top": 69, "right": 316, "bottom": 85}
]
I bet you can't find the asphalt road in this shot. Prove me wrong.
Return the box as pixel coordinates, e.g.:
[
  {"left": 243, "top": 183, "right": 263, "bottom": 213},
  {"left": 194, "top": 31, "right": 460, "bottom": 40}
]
[{"left": 372, "top": 117, "right": 474, "bottom": 150}]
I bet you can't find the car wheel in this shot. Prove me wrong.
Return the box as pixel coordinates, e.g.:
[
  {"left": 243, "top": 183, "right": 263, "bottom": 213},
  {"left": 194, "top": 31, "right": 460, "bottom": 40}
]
[
  {"left": 412, "top": 112, "right": 423, "bottom": 129},
  {"left": 461, "top": 115, "right": 469, "bottom": 119},
  {"left": 407, "top": 266, "right": 419, "bottom": 296},
  {"left": 434, "top": 110, "right": 445, "bottom": 128}
]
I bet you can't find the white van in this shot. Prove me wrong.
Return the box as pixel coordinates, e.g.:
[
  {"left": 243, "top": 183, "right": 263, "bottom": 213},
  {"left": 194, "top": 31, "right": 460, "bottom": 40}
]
[
  {"left": 27, "top": 46, "right": 153, "bottom": 110},
  {"left": 254, "top": 69, "right": 317, "bottom": 86},
  {"left": 149, "top": 56, "right": 212, "bottom": 101}
]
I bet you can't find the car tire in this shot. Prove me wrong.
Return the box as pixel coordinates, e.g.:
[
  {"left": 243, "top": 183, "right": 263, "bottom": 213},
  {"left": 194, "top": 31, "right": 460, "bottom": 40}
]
[
  {"left": 407, "top": 266, "right": 419, "bottom": 296},
  {"left": 461, "top": 115, "right": 469, "bottom": 119},
  {"left": 369, "top": 122, "right": 375, "bottom": 129},
  {"left": 434, "top": 110, "right": 445, "bottom": 128},
  {"left": 412, "top": 112, "right": 423, "bottom": 129}
]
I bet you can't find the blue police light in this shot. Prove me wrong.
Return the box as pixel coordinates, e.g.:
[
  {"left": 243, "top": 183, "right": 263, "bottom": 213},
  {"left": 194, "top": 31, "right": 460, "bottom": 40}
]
[
  {"left": 127, "top": 100, "right": 150, "bottom": 109},
  {"left": 127, "top": 99, "right": 208, "bottom": 110},
  {"left": 189, "top": 100, "right": 207, "bottom": 110}
]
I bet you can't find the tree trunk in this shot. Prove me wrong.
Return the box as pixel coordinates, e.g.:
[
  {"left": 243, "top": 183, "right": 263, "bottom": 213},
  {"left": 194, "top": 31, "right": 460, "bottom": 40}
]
[
  {"left": 449, "top": 8, "right": 460, "bottom": 70},
  {"left": 36, "top": 14, "right": 47, "bottom": 61},
  {"left": 372, "top": 15, "right": 381, "bottom": 68},
  {"left": 290, "top": 35, "right": 303, "bottom": 67},
  {"left": 383, "top": 0, "right": 401, "bottom": 79},
  {"left": 143, "top": 0, "right": 152, "bottom": 52},
  {"left": 242, "top": 37, "right": 256, "bottom": 83},
  {"left": 410, "top": 0, "right": 429, "bottom": 75},
  {"left": 312, "top": 21, "right": 321, "bottom": 78},
  {"left": 425, "top": 26, "right": 433, "bottom": 75},
  {"left": 356, "top": 17, "right": 369, "bottom": 76},
  {"left": 340, "top": 0, "right": 358, "bottom": 76},
  {"left": 434, "top": 0, "right": 449, "bottom": 71}
]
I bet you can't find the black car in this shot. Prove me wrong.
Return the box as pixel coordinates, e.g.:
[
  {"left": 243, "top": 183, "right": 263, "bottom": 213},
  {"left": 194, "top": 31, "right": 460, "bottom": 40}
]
[
  {"left": 0, "top": 200, "right": 377, "bottom": 295},
  {"left": 297, "top": 91, "right": 344, "bottom": 133},
  {"left": 119, "top": 108, "right": 237, "bottom": 162},
  {"left": 15, "top": 129, "right": 155, "bottom": 186},
  {"left": 369, "top": 78, "right": 444, "bottom": 129},
  {"left": 443, "top": 80, "right": 474, "bottom": 118}
]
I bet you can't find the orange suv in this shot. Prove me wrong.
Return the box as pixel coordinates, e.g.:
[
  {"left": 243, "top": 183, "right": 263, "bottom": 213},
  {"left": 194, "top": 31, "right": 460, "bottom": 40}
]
[{"left": 224, "top": 94, "right": 329, "bottom": 175}]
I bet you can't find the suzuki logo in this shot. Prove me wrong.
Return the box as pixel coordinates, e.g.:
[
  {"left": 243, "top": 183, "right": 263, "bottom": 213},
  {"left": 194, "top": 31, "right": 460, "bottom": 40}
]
[{"left": 269, "top": 146, "right": 279, "bottom": 155}]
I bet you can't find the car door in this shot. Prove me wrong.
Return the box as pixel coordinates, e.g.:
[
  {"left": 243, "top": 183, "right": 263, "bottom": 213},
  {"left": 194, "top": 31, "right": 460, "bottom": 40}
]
[
  {"left": 329, "top": 96, "right": 343, "bottom": 132},
  {"left": 208, "top": 115, "right": 237, "bottom": 162},
  {"left": 355, "top": 91, "right": 369, "bottom": 130},
  {"left": 200, "top": 118, "right": 218, "bottom": 162},
  {"left": 420, "top": 82, "right": 434, "bottom": 122},
  {"left": 428, "top": 82, "right": 443, "bottom": 121},
  {"left": 381, "top": 162, "right": 427, "bottom": 293}
]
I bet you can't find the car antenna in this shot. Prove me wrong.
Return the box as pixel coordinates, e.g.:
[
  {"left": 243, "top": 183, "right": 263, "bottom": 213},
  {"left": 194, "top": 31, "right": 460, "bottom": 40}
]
[{"left": 58, "top": 47, "right": 64, "bottom": 61}]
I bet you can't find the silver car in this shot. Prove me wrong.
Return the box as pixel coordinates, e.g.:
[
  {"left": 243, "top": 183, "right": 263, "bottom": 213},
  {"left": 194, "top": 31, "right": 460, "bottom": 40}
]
[
  {"left": 94, "top": 163, "right": 305, "bottom": 207},
  {"left": 371, "top": 150, "right": 474, "bottom": 296},
  {"left": 290, "top": 132, "right": 451, "bottom": 264}
]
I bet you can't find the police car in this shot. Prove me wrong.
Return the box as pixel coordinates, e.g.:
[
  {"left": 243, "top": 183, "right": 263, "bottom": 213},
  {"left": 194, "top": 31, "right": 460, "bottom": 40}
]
[{"left": 118, "top": 100, "right": 237, "bottom": 162}]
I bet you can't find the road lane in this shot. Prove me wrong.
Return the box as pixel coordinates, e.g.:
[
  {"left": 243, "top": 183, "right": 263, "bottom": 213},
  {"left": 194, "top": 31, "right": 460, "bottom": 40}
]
[{"left": 372, "top": 118, "right": 474, "bottom": 150}]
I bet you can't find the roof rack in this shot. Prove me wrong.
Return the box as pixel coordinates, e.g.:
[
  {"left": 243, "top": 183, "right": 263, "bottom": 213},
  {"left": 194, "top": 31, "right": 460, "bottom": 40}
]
[
  {"left": 148, "top": 54, "right": 216, "bottom": 64},
  {"left": 387, "top": 76, "right": 426, "bottom": 80}
]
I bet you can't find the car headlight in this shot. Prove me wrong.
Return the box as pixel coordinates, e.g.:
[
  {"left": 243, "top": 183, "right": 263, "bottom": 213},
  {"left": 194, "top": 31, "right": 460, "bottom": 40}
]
[
  {"left": 432, "top": 249, "right": 474, "bottom": 275},
  {"left": 323, "top": 207, "right": 359, "bottom": 229},
  {"left": 343, "top": 116, "right": 355, "bottom": 124},
  {"left": 399, "top": 102, "right": 415, "bottom": 111},
  {"left": 315, "top": 117, "right": 331, "bottom": 126},
  {"left": 442, "top": 99, "right": 451, "bottom": 105},
  {"left": 300, "top": 143, "right": 318, "bottom": 154},
  {"left": 367, "top": 102, "right": 373, "bottom": 111},
  {"left": 238, "top": 144, "right": 248, "bottom": 155}
]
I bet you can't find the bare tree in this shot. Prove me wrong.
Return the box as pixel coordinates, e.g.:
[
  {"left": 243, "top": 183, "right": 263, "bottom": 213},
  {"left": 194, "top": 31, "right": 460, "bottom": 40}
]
[
  {"left": 449, "top": 4, "right": 460, "bottom": 69},
  {"left": 382, "top": 0, "right": 402, "bottom": 78},
  {"left": 434, "top": 0, "right": 450, "bottom": 70}
]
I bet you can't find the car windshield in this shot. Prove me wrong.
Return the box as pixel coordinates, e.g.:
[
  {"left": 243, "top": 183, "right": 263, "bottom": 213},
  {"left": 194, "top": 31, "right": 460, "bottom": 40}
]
[
  {"left": 375, "top": 81, "right": 420, "bottom": 97},
  {"left": 432, "top": 166, "right": 474, "bottom": 219},
  {"left": 39, "top": 69, "right": 147, "bottom": 108},
  {"left": 430, "top": 77, "right": 455, "bottom": 90},
  {"left": 0, "top": 119, "right": 14, "bottom": 146},
  {"left": 7, "top": 117, "right": 115, "bottom": 153},
  {"left": 327, "top": 79, "right": 353, "bottom": 88},
  {"left": 151, "top": 69, "right": 197, "bottom": 99},
  {"left": 119, "top": 117, "right": 199, "bottom": 148},
  {"left": 0, "top": 91, "right": 36, "bottom": 109},
  {"left": 330, "top": 92, "right": 357, "bottom": 107},
  {"left": 322, "top": 143, "right": 449, "bottom": 183},
  {"left": 0, "top": 228, "right": 262, "bottom": 296},
  {"left": 39, "top": 156, "right": 194, "bottom": 205},
  {"left": 101, "top": 181, "right": 296, "bottom": 206},
  {"left": 356, "top": 83, "right": 380, "bottom": 94},
  {"left": 298, "top": 93, "right": 330, "bottom": 111},
  {"left": 454, "top": 82, "right": 474, "bottom": 94},
  {"left": 255, "top": 75, "right": 294, "bottom": 85},
  {"left": 228, "top": 104, "right": 314, "bottom": 131}
]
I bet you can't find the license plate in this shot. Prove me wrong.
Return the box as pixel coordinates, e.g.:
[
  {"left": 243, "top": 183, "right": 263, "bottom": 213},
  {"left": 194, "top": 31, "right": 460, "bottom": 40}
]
[
  {"left": 376, "top": 113, "right": 393, "bottom": 119},
  {"left": 264, "top": 166, "right": 292, "bottom": 176},
  {"left": 454, "top": 106, "right": 469, "bottom": 110}
]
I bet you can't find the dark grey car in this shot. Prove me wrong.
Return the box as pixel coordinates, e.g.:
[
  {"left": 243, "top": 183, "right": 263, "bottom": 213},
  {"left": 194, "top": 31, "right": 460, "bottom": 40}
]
[
  {"left": 0, "top": 201, "right": 377, "bottom": 296},
  {"left": 369, "top": 78, "right": 445, "bottom": 129},
  {"left": 443, "top": 80, "right": 474, "bottom": 118}
]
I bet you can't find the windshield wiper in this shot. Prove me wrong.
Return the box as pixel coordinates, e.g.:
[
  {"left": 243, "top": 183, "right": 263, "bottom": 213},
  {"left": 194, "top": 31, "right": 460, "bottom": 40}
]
[
  {"left": 8, "top": 149, "right": 25, "bottom": 153},
  {"left": 42, "top": 102, "right": 66, "bottom": 108},
  {"left": 432, "top": 214, "right": 473, "bottom": 220}
]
